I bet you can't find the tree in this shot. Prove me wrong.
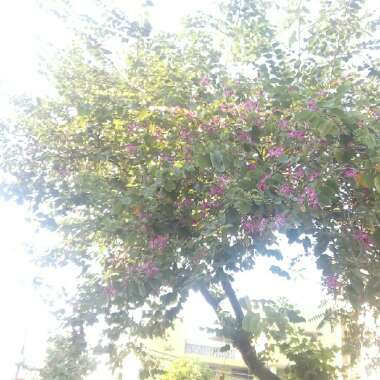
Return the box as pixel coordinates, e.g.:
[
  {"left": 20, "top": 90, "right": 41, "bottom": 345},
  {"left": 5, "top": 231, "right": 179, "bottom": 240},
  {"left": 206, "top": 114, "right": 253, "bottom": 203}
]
[
  {"left": 39, "top": 330, "right": 95, "bottom": 380},
  {"left": 161, "top": 358, "right": 212, "bottom": 380},
  {"left": 1, "top": 0, "right": 380, "bottom": 379}
]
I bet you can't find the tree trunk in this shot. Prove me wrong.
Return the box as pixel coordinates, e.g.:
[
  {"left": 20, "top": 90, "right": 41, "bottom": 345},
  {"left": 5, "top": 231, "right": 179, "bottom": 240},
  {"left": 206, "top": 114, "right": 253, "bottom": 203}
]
[
  {"left": 232, "top": 329, "right": 282, "bottom": 380},
  {"left": 199, "top": 284, "right": 282, "bottom": 380}
]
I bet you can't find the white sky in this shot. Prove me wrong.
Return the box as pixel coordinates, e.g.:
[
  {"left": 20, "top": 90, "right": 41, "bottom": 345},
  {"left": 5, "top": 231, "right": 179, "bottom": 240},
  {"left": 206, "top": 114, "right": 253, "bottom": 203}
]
[{"left": 0, "top": 0, "right": 378, "bottom": 379}]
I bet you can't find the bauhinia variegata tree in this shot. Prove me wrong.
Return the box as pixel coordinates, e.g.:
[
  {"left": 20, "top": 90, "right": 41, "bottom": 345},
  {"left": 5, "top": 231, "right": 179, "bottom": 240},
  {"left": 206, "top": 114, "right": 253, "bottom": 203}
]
[{"left": 1, "top": 0, "right": 380, "bottom": 379}]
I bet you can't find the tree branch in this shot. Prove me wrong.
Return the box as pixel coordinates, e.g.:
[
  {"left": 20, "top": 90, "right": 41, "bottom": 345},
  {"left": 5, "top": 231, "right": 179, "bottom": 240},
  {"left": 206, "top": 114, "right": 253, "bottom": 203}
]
[
  {"left": 199, "top": 284, "right": 221, "bottom": 314},
  {"left": 220, "top": 274, "right": 244, "bottom": 323}
]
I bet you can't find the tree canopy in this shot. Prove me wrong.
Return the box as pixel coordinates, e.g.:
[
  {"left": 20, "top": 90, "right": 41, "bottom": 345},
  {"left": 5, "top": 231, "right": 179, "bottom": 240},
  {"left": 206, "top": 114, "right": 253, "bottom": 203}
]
[{"left": 1, "top": 0, "right": 380, "bottom": 379}]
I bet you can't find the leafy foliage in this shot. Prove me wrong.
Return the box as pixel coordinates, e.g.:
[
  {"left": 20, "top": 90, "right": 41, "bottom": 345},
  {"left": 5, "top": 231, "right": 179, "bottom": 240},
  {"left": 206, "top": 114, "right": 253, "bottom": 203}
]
[
  {"left": 161, "top": 358, "right": 212, "bottom": 380},
  {"left": 1, "top": 0, "right": 380, "bottom": 379},
  {"left": 39, "top": 330, "right": 95, "bottom": 380}
]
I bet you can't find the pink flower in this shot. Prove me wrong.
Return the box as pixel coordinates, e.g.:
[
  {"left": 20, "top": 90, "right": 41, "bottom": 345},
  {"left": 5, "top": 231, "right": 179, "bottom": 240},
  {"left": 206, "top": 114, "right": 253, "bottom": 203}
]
[
  {"left": 268, "top": 146, "right": 284, "bottom": 158},
  {"left": 241, "top": 216, "right": 268, "bottom": 235},
  {"left": 279, "top": 183, "right": 292, "bottom": 197},
  {"left": 242, "top": 99, "right": 258, "bottom": 112},
  {"left": 201, "top": 199, "right": 221, "bottom": 210},
  {"left": 202, "top": 124, "right": 217, "bottom": 134},
  {"left": 297, "top": 194, "right": 305, "bottom": 204},
  {"left": 278, "top": 119, "right": 289, "bottom": 129},
  {"left": 106, "top": 284, "right": 117, "bottom": 298},
  {"left": 149, "top": 235, "right": 169, "bottom": 252},
  {"left": 176, "top": 197, "right": 192, "bottom": 209},
  {"left": 247, "top": 162, "right": 257, "bottom": 171},
  {"left": 184, "top": 146, "right": 192, "bottom": 161},
  {"left": 184, "top": 110, "right": 197, "bottom": 119},
  {"left": 305, "top": 187, "right": 319, "bottom": 208},
  {"left": 180, "top": 128, "right": 193, "bottom": 142},
  {"left": 294, "top": 166, "right": 305, "bottom": 179},
  {"left": 342, "top": 167, "right": 358, "bottom": 177},
  {"left": 127, "top": 123, "right": 139, "bottom": 132},
  {"left": 224, "top": 88, "right": 234, "bottom": 97},
  {"left": 274, "top": 213, "right": 286, "bottom": 228},
  {"left": 258, "top": 174, "right": 271, "bottom": 191},
  {"left": 288, "top": 130, "right": 306, "bottom": 140},
  {"left": 161, "top": 154, "right": 174, "bottom": 163},
  {"left": 236, "top": 131, "right": 253, "bottom": 144},
  {"left": 307, "top": 99, "right": 319, "bottom": 112},
  {"left": 354, "top": 230, "right": 372, "bottom": 250},
  {"left": 200, "top": 76, "right": 211, "bottom": 86},
  {"left": 220, "top": 103, "right": 235, "bottom": 113},
  {"left": 141, "top": 261, "right": 160, "bottom": 278},
  {"left": 210, "top": 184, "right": 224, "bottom": 196},
  {"left": 308, "top": 171, "right": 321, "bottom": 181},
  {"left": 126, "top": 144, "right": 138, "bottom": 154},
  {"left": 255, "top": 118, "right": 264, "bottom": 128},
  {"left": 326, "top": 276, "right": 339, "bottom": 289}
]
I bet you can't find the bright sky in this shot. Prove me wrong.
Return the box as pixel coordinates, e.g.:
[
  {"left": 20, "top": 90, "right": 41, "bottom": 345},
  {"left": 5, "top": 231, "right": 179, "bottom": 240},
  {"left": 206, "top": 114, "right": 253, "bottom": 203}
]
[{"left": 0, "top": 0, "right": 378, "bottom": 379}]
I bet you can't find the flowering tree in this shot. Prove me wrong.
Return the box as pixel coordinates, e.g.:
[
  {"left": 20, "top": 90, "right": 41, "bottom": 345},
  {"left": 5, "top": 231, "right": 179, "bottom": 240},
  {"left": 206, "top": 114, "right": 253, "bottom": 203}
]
[{"left": 1, "top": 0, "right": 380, "bottom": 379}]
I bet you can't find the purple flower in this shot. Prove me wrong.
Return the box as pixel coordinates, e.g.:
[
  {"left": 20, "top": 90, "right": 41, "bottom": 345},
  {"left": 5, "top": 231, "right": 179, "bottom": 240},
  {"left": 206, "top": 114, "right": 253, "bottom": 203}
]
[
  {"left": 268, "top": 146, "right": 284, "bottom": 158},
  {"left": 247, "top": 162, "right": 257, "bottom": 171},
  {"left": 258, "top": 174, "right": 271, "bottom": 191},
  {"left": 305, "top": 187, "right": 319, "bottom": 208},
  {"left": 149, "top": 235, "right": 169, "bottom": 252},
  {"left": 279, "top": 183, "right": 292, "bottom": 197},
  {"left": 307, "top": 99, "right": 319, "bottom": 112},
  {"left": 278, "top": 119, "right": 289, "bottom": 129},
  {"left": 342, "top": 167, "right": 358, "bottom": 178},
  {"left": 288, "top": 130, "right": 306, "bottom": 140},
  {"left": 354, "top": 230, "right": 372, "bottom": 250},
  {"left": 242, "top": 99, "right": 258, "bottom": 112}
]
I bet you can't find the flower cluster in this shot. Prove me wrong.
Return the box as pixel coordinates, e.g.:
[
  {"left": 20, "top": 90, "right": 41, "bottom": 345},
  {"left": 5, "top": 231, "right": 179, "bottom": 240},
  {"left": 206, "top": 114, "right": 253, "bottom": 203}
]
[
  {"left": 149, "top": 235, "right": 169, "bottom": 252},
  {"left": 258, "top": 174, "right": 271, "bottom": 191},
  {"left": 307, "top": 99, "right": 319, "bottom": 112},
  {"left": 288, "top": 130, "right": 305, "bottom": 140},
  {"left": 241, "top": 216, "right": 268, "bottom": 235},
  {"left": 268, "top": 146, "right": 284, "bottom": 158},
  {"left": 305, "top": 187, "right": 319, "bottom": 208},
  {"left": 342, "top": 167, "right": 358, "bottom": 178},
  {"left": 354, "top": 229, "right": 372, "bottom": 250}
]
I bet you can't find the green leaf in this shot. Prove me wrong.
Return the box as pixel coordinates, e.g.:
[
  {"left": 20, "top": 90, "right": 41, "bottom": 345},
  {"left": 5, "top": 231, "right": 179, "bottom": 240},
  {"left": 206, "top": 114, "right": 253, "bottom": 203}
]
[
  {"left": 240, "top": 296, "right": 252, "bottom": 312},
  {"left": 270, "top": 265, "right": 290, "bottom": 280},
  {"left": 374, "top": 175, "right": 380, "bottom": 194},
  {"left": 286, "top": 309, "right": 306, "bottom": 323},
  {"left": 242, "top": 312, "right": 261, "bottom": 336},
  {"left": 316, "top": 254, "right": 333, "bottom": 275},
  {"left": 317, "top": 179, "right": 338, "bottom": 205},
  {"left": 209, "top": 150, "right": 225, "bottom": 172}
]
